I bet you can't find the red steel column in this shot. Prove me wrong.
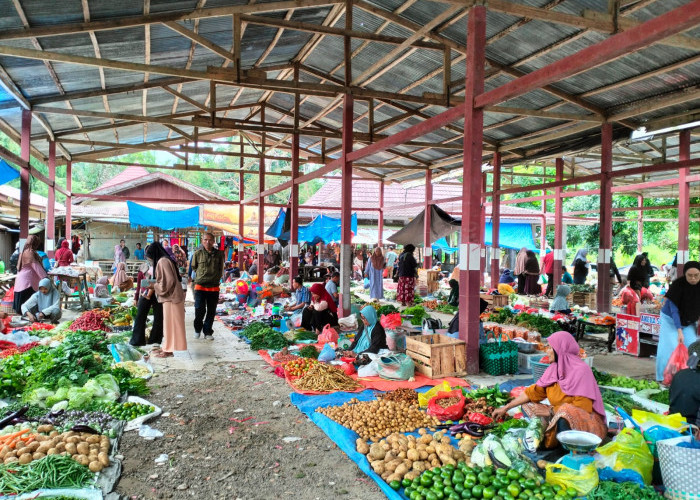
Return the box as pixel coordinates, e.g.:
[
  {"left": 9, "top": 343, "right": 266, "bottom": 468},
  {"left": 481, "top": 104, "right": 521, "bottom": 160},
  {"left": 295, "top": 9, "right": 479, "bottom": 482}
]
[
  {"left": 597, "top": 123, "right": 613, "bottom": 312},
  {"left": 46, "top": 141, "right": 56, "bottom": 257},
  {"left": 553, "top": 158, "right": 564, "bottom": 287},
  {"left": 339, "top": 0, "right": 354, "bottom": 317},
  {"left": 637, "top": 195, "right": 644, "bottom": 254},
  {"left": 459, "top": 5, "right": 486, "bottom": 374},
  {"left": 290, "top": 66, "right": 301, "bottom": 280},
  {"left": 424, "top": 169, "right": 433, "bottom": 268},
  {"left": 678, "top": 129, "right": 691, "bottom": 275},
  {"left": 257, "top": 138, "right": 265, "bottom": 284},
  {"left": 65, "top": 161, "right": 72, "bottom": 241},
  {"left": 480, "top": 173, "right": 487, "bottom": 285},
  {"left": 19, "top": 110, "right": 31, "bottom": 241},
  {"left": 238, "top": 170, "right": 245, "bottom": 270},
  {"left": 490, "top": 153, "right": 501, "bottom": 289},
  {"left": 378, "top": 181, "right": 385, "bottom": 247}
]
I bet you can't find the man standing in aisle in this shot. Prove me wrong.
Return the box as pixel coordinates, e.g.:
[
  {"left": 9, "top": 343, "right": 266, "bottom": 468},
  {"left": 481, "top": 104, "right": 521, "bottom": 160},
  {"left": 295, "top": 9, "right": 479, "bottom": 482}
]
[
  {"left": 120, "top": 239, "right": 131, "bottom": 260},
  {"left": 385, "top": 246, "right": 398, "bottom": 279},
  {"left": 191, "top": 232, "right": 225, "bottom": 340}
]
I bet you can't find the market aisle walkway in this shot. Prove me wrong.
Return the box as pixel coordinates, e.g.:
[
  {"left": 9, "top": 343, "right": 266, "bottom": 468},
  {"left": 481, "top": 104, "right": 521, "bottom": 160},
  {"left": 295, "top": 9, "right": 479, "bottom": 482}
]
[{"left": 148, "top": 305, "right": 261, "bottom": 371}]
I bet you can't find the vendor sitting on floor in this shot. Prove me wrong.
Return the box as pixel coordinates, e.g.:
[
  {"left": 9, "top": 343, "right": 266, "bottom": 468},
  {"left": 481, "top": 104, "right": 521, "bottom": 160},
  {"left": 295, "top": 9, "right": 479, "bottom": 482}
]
[
  {"left": 493, "top": 331, "right": 606, "bottom": 449},
  {"left": 550, "top": 284, "right": 572, "bottom": 314},
  {"left": 499, "top": 268, "right": 515, "bottom": 284},
  {"left": 670, "top": 340, "right": 700, "bottom": 426},
  {"left": 349, "top": 305, "right": 388, "bottom": 354},
  {"left": 619, "top": 281, "right": 654, "bottom": 316},
  {"left": 302, "top": 283, "right": 338, "bottom": 334},
  {"left": 21, "top": 277, "right": 62, "bottom": 323}
]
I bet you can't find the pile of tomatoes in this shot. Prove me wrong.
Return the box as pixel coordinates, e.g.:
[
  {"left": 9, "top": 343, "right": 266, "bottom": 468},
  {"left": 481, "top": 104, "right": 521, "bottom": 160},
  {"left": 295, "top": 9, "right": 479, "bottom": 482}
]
[{"left": 283, "top": 358, "right": 318, "bottom": 377}]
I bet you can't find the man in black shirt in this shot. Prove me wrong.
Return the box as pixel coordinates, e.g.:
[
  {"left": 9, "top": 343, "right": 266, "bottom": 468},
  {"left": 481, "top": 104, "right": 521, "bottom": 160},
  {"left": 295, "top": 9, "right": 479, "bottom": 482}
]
[{"left": 670, "top": 340, "right": 700, "bottom": 425}]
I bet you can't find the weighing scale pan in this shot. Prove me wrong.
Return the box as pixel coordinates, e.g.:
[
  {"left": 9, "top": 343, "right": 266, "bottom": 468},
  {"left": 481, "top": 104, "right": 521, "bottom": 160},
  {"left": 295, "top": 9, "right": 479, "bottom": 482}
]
[{"left": 556, "top": 430, "right": 601, "bottom": 453}]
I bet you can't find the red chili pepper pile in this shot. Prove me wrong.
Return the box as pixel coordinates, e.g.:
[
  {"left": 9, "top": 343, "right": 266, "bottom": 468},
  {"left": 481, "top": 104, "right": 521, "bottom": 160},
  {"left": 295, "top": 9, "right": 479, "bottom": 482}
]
[
  {"left": 69, "top": 310, "right": 111, "bottom": 332},
  {"left": 29, "top": 322, "right": 54, "bottom": 331},
  {"left": 467, "top": 412, "right": 494, "bottom": 426},
  {"left": 0, "top": 341, "right": 40, "bottom": 358}
]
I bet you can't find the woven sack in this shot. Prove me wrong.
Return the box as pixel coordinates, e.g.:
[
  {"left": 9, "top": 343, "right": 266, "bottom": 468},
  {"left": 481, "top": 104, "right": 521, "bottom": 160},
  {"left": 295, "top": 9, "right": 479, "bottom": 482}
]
[
  {"left": 657, "top": 434, "right": 700, "bottom": 500},
  {"left": 479, "top": 332, "right": 518, "bottom": 376}
]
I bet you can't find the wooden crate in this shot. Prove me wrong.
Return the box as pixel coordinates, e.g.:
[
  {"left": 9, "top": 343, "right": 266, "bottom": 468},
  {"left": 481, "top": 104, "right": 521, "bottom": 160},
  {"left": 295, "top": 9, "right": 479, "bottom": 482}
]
[
  {"left": 481, "top": 293, "right": 508, "bottom": 307},
  {"left": 571, "top": 292, "right": 596, "bottom": 309},
  {"left": 406, "top": 334, "right": 467, "bottom": 378}
]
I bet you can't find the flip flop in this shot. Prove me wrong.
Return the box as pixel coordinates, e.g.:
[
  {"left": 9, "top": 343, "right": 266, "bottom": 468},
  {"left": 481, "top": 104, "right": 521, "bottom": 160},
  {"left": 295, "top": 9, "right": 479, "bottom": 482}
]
[{"left": 153, "top": 351, "right": 174, "bottom": 358}]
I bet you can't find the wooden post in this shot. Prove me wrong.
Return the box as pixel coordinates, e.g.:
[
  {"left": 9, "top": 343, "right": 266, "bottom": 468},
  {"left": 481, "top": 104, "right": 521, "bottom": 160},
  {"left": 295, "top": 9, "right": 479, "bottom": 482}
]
[
  {"left": 553, "top": 158, "right": 564, "bottom": 287},
  {"left": 290, "top": 65, "right": 301, "bottom": 280},
  {"left": 46, "top": 141, "right": 56, "bottom": 257},
  {"left": 677, "top": 129, "right": 690, "bottom": 276},
  {"left": 424, "top": 169, "right": 433, "bottom": 269},
  {"left": 597, "top": 123, "right": 613, "bottom": 312},
  {"left": 458, "top": 5, "right": 486, "bottom": 375},
  {"left": 19, "top": 109, "right": 31, "bottom": 242},
  {"left": 490, "top": 152, "right": 501, "bottom": 289}
]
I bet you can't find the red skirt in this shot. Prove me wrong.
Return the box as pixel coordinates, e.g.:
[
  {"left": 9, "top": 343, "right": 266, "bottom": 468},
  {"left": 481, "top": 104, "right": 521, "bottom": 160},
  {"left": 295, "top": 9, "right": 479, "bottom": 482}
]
[{"left": 397, "top": 277, "right": 416, "bottom": 305}]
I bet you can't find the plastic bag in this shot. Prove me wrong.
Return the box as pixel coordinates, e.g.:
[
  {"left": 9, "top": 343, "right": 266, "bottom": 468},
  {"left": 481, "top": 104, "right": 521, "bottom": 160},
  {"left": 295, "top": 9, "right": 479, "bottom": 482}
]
[
  {"left": 595, "top": 428, "right": 653, "bottom": 485},
  {"left": 319, "top": 324, "right": 339, "bottom": 344},
  {"left": 386, "top": 329, "right": 406, "bottom": 351},
  {"left": 109, "top": 343, "right": 143, "bottom": 362},
  {"left": 357, "top": 359, "right": 379, "bottom": 377},
  {"left": 363, "top": 278, "right": 370, "bottom": 289},
  {"left": 318, "top": 343, "right": 336, "bottom": 362},
  {"left": 338, "top": 315, "right": 358, "bottom": 331},
  {"left": 427, "top": 390, "right": 466, "bottom": 421},
  {"left": 376, "top": 354, "right": 415, "bottom": 381},
  {"left": 546, "top": 462, "right": 598, "bottom": 496},
  {"left": 663, "top": 343, "right": 689, "bottom": 385},
  {"left": 380, "top": 313, "right": 403, "bottom": 330},
  {"left": 632, "top": 409, "right": 687, "bottom": 431},
  {"left": 290, "top": 310, "right": 303, "bottom": 328},
  {"left": 418, "top": 381, "right": 452, "bottom": 408}
]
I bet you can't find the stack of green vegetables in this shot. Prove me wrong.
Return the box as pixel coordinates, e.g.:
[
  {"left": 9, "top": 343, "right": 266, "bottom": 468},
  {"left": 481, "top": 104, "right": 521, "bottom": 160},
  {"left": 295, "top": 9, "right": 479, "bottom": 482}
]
[
  {"left": 601, "top": 389, "right": 646, "bottom": 414},
  {"left": 377, "top": 304, "right": 399, "bottom": 316},
  {"left": 403, "top": 305, "right": 429, "bottom": 326},
  {"left": 248, "top": 327, "right": 289, "bottom": 351},
  {"left": 592, "top": 370, "right": 660, "bottom": 391}
]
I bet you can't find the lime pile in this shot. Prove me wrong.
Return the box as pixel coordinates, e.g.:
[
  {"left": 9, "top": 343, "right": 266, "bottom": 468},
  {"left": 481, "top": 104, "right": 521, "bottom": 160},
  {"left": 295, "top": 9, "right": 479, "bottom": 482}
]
[{"left": 101, "top": 402, "right": 154, "bottom": 421}]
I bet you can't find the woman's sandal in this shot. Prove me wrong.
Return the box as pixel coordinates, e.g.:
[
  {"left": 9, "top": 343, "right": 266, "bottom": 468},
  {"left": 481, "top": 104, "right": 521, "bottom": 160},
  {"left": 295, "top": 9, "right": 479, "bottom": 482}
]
[{"left": 153, "top": 351, "right": 173, "bottom": 358}]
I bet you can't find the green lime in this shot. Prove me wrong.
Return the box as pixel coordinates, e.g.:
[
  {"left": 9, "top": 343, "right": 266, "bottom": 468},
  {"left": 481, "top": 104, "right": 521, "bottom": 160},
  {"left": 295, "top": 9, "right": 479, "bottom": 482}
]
[{"left": 389, "top": 480, "right": 401, "bottom": 490}]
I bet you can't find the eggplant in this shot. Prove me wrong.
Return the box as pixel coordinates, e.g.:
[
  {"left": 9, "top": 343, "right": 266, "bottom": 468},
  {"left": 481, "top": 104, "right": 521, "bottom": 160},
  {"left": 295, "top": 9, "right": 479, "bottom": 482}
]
[
  {"left": 71, "top": 424, "right": 100, "bottom": 434},
  {"left": 0, "top": 406, "right": 28, "bottom": 429}
]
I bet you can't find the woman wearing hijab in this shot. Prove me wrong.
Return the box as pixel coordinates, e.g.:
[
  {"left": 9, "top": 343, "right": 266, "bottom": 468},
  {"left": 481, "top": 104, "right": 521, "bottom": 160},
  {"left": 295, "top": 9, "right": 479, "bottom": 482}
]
[
  {"left": 656, "top": 261, "right": 700, "bottom": 382},
  {"left": 447, "top": 279, "right": 459, "bottom": 307},
  {"left": 514, "top": 248, "right": 528, "bottom": 294},
  {"left": 349, "top": 305, "right": 388, "bottom": 354},
  {"left": 550, "top": 284, "right": 572, "bottom": 314},
  {"left": 493, "top": 331, "right": 606, "bottom": 448},
  {"left": 571, "top": 249, "right": 589, "bottom": 285},
  {"left": 523, "top": 250, "right": 541, "bottom": 295},
  {"left": 669, "top": 340, "right": 700, "bottom": 426},
  {"left": 171, "top": 244, "right": 188, "bottom": 273},
  {"left": 111, "top": 262, "right": 134, "bottom": 292},
  {"left": 130, "top": 261, "right": 164, "bottom": 348},
  {"left": 365, "top": 247, "right": 385, "bottom": 300},
  {"left": 13, "top": 235, "right": 47, "bottom": 313},
  {"left": 21, "top": 278, "right": 61, "bottom": 323},
  {"left": 93, "top": 277, "right": 111, "bottom": 298},
  {"left": 499, "top": 268, "right": 515, "bottom": 284},
  {"left": 54, "top": 240, "right": 74, "bottom": 268},
  {"left": 147, "top": 242, "right": 186, "bottom": 358},
  {"left": 352, "top": 250, "right": 364, "bottom": 281},
  {"left": 306, "top": 283, "right": 338, "bottom": 333},
  {"left": 396, "top": 245, "right": 419, "bottom": 306},
  {"left": 627, "top": 254, "right": 648, "bottom": 290},
  {"left": 112, "top": 244, "right": 125, "bottom": 273}
]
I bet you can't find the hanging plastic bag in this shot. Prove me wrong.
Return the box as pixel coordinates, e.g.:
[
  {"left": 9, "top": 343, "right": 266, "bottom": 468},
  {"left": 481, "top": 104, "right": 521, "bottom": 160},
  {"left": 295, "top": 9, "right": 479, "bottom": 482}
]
[
  {"left": 595, "top": 428, "right": 654, "bottom": 485},
  {"left": 318, "top": 343, "right": 336, "bottom": 362},
  {"left": 418, "top": 381, "right": 452, "bottom": 408},
  {"left": 319, "top": 324, "right": 339, "bottom": 344},
  {"left": 663, "top": 343, "right": 689, "bottom": 385},
  {"left": 376, "top": 354, "right": 415, "bottom": 381},
  {"left": 427, "top": 390, "right": 466, "bottom": 421},
  {"left": 546, "top": 462, "right": 598, "bottom": 496},
  {"left": 380, "top": 312, "right": 403, "bottom": 330}
]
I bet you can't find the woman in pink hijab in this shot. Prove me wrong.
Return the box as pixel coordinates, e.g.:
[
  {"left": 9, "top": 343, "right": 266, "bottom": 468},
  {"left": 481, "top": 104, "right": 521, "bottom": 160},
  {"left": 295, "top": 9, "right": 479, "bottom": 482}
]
[{"left": 493, "top": 331, "right": 606, "bottom": 448}]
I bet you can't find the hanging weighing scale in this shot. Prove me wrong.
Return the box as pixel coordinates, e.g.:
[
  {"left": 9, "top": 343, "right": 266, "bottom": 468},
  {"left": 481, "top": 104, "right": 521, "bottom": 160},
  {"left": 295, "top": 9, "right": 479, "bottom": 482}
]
[{"left": 556, "top": 430, "right": 601, "bottom": 470}]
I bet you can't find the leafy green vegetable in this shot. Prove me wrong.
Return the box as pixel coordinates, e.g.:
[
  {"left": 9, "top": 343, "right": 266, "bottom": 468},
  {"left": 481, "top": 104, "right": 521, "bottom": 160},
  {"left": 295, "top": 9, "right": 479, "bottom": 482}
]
[
  {"left": 488, "top": 417, "right": 528, "bottom": 437},
  {"left": 588, "top": 481, "right": 664, "bottom": 499},
  {"left": 592, "top": 367, "right": 613, "bottom": 385},
  {"left": 488, "top": 308, "right": 516, "bottom": 324},
  {"left": 299, "top": 345, "right": 320, "bottom": 359},
  {"left": 601, "top": 389, "right": 646, "bottom": 414},
  {"left": 293, "top": 331, "right": 319, "bottom": 342},
  {"left": 435, "top": 303, "right": 458, "bottom": 314},
  {"left": 648, "top": 390, "right": 670, "bottom": 405},
  {"left": 513, "top": 313, "right": 559, "bottom": 338},
  {"left": 608, "top": 376, "right": 660, "bottom": 391},
  {"left": 403, "top": 305, "right": 428, "bottom": 325},
  {"left": 570, "top": 284, "right": 595, "bottom": 293},
  {"left": 376, "top": 304, "right": 399, "bottom": 316},
  {"left": 249, "top": 327, "right": 289, "bottom": 351},
  {"left": 464, "top": 385, "right": 511, "bottom": 407}
]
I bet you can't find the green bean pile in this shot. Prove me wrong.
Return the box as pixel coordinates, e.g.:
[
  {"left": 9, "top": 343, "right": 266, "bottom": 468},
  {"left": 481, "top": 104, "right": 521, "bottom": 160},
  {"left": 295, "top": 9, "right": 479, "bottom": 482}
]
[{"left": 0, "top": 455, "right": 94, "bottom": 493}]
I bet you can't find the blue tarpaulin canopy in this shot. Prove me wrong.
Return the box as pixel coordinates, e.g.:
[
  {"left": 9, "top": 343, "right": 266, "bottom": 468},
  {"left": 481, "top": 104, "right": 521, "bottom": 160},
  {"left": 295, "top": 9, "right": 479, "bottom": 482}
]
[
  {"left": 485, "top": 222, "right": 539, "bottom": 253},
  {"left": 0, "top": 160, "right": 19, "bottom": 185},
  {"left": 432, "top": 238, "right": 458, "bottom": 254},
  {"left": 265, "top": 208, "right": 287, "bottom": 238},
  {"left": 278, "top": 214, "right": 358, "bottom": 244},
  {"left": 127, "top": 201, "right": 200, "bottom": 230}
]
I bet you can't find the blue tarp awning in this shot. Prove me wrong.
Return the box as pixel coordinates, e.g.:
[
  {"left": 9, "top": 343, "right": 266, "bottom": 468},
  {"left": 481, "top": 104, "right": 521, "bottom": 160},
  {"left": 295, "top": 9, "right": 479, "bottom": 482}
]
[
  {"left": 265, "top": 208, "right": 287, "bottom": 238},
  {"left": 485, "top": 222, "right": 539, "bottom": 253},
  {"left": 432, "top": 238, "right": 458, "bottom": 254},
  {"left": 0, "top": 160, "right": 19, "bottom": 185},
  {"left": 278, "top": 213, "right": 358, "bottom": 244},
  {"left": 127, "top": 201, "right": 200, "bottom": 230}
]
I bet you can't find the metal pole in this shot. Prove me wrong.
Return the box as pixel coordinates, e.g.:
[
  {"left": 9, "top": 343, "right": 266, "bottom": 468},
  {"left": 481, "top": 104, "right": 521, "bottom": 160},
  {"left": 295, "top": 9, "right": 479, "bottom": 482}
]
[
  {"left": 19, "top": 109, "right": 31, "bottom": 242},
  {"left": 46, "top": 141, "right": 56, "bottom": 257},
  {"left": 597, "top": 123, "right": 613, "bottom": 312},
  {"left": 458, "top": 5, "right": 486, "bottom": 375},
  {"left": 678, "top": 129, "right": 691, "bottom": 275},
  {"left": 553, "top": 158, "right": 564, "bottom": 287},
  {"left": 424, "top": 169, "right": 433, "bottom": 269},
  {"left": 490, "top": 153, "right": 501, "bottom": 289}
]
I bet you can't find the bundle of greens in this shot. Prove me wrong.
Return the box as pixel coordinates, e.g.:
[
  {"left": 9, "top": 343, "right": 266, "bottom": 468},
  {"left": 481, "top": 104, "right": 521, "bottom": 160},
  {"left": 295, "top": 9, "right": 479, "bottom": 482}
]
[
  {"left": 648, "top": 390, "right": 670, "bottom": 405},
  {"left": 592, "top": 367, "right": 613, "bottom": 385},
  {"left": 299, "top": 345, "right": 320, "bottom": 359},
  {"left": 488, "top": 308, "right": 516, "bottom": 324},
  {"left": 570, "top": 284, "right": 595, "bottom": 293},
  {"left": 249, "top": 327, "right": 289, "bottom": 351},
  {"left": 293, "top": 330, "right": 319, "bottom": 342},
  {"left": 464, "top": 385, "right": 511, "bottom": 407},
  {"left": 607, "top": 376, "right": 660, "bottom": 391},
  {"left": 435, "top": 303, "right": 458, "bottom": 314},
  {"left": 588, "top": 481, "right": 664, "bottom": 499},
  {"left": 403, "top": 305, "right": 428, "bottom": 326},
  {"left": 376, "top": 304, "right": 399, "bottom": 316},
  {"left": 601, "top": 389, "right": 645, "bottom": 414},
  {"left": 0, "top": 455, "right": 94, "bottom": 493},
  {"left": 514, "top": 313, "right": 559, "bottom": 337}
]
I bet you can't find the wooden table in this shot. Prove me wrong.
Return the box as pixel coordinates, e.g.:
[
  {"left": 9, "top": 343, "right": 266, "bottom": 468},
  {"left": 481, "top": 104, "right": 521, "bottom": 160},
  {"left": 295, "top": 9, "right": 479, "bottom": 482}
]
[
  {"left": 575, "top": 317, "right": 616, "bottom": 352},
  {"left": 0, "top": 274, "right": 15, "bottom": 295},
  {"left": 49, "top": 271, "right": 91, "bottom": 311}
]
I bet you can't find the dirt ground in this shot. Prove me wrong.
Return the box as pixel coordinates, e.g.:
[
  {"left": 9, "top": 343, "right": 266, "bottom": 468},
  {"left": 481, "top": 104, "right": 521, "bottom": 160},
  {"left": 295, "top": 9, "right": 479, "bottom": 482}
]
[{"left": 114, "top": 360, "right": 385, "bottom": 500}]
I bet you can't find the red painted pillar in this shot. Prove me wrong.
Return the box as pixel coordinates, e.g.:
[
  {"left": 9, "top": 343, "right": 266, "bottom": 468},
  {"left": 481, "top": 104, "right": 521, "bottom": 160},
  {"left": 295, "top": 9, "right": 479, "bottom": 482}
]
[
  {"left": 490, "top": 153, "right": 501, "bottom": 289},
  {"left": 677, "top": 129, "right": 691, "bottom": 276},
  {"left": 378, "top": 181, "right": 385, "bottom": 247},
  {"left": 290, "top": 69, "right": 301, "bottom": 280},
  {"left": 46, "top": 141, "right": 56, "bottom": 257},
  {"left": 19, "top": 109, "right": 31, "bottom": 241},
  {"left": 424, "top": 169, "right": 433, "bottom": 269},
  {"left": 238, "top": 170, "right": 245, "bottom": 270},
  {"left": 257, "top": 157, "right": 265, "bottom": 283},
  {"left": 553, "top": 158, "right": 564, "bottom": 287},
  {"left": 65, "top": 161, "right": 72, "bottom": 241},
  {"left": 597, "top": 123, "right": 613, "bottom": 312},
  {"left": 480, "top": 174, "right": 487, "bottom": 285},
  {"left": 458, "top": 5, "right": 486, "bottom": 375},
  {"left": 636, "top": 195, "right": 644, "bottom": 254}
]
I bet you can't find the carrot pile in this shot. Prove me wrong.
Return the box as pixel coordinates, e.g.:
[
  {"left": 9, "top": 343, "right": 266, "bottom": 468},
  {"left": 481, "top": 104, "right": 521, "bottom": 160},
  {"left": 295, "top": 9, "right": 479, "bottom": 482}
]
[{"left": 0, "top": 429, "right": 37, "bottom": 450}]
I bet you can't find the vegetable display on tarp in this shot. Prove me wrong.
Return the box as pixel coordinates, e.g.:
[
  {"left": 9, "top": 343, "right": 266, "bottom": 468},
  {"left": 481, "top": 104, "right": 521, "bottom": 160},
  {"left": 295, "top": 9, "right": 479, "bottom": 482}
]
[
  {"left": 0, "top": 455, "right": 96, "bottom": 493},
  {"left": 587, "top": 481, "right": 664, "bottom": 500},
  {"left": 69, "top": 311, "right": 111, "bottom": 332}
]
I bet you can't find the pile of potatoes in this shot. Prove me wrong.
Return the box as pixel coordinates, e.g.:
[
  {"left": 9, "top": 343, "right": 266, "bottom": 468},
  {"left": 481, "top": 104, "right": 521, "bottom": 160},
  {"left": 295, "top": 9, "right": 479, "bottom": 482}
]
[
  {"left": 356, "top": 429, "right": 467, "bottom": 484},
  {"left": 1, "top": 425, "right": 111, "bottom": 472}
]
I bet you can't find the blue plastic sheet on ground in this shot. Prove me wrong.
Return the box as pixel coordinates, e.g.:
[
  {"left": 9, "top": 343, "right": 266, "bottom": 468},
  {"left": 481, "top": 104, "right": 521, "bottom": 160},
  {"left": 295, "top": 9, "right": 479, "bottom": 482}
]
[{"left": 127, "top": 201, "right": 200, "bottom": 230}]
